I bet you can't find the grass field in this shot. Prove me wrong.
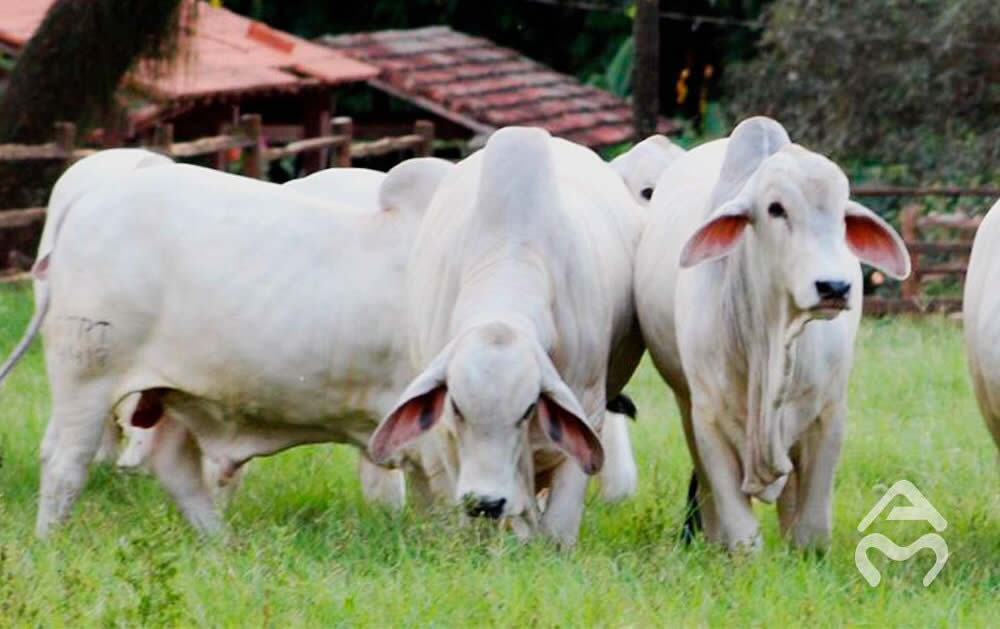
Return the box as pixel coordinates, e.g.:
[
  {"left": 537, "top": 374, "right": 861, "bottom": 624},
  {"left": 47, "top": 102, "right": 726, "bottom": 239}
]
[{"left": 0, "top": 283, "right": 997, "bottom": 627}]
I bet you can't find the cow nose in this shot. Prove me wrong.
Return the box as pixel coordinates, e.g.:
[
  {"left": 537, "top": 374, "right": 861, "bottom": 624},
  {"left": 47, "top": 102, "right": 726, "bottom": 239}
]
[
  {"left": 463, "top": 495, "right": 506, "bottom": 520},
  {"left": 815, "top": 280, "right": 851, "bottom": 300}
]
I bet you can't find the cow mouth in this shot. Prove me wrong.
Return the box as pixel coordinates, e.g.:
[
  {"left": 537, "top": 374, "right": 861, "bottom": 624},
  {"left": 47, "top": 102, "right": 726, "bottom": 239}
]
[{"left": 810, "top": 297, "right": 850, "bottom": 316}]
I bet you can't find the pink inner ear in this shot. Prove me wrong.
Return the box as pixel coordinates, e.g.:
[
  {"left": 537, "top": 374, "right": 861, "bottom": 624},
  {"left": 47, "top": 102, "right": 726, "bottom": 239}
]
[
  {"left": 679, "top": 214, "right": 750, "bottom": 267},
  {"left": 32, "top": 254, "right": 49, "bottom": 280},
  {"left": 538, "top": 396, "right": 604, "bottom": 475},
  {"left": 845, "top": 215, "right": 909, "bottom": 279},
  {"left": 370, "top": 386, "right": 446, "bottom": 464}
]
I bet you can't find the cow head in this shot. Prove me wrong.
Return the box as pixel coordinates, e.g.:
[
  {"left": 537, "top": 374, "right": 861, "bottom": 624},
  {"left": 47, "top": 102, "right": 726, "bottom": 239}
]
[
  {"left": 679, "top": 117, "right": 910, "bottom": 317},
  {"left": 369, "top": 322, "right": 603, "bottom": 521},
  {"left": 611, "top": 135, "right": 686, "bottom": 205}
]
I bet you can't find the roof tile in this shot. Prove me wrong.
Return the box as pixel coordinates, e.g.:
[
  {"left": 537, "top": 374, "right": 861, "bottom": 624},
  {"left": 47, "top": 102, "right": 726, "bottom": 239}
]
[{"left": 321, "top": 26, "right": 676, "bottom": 148}]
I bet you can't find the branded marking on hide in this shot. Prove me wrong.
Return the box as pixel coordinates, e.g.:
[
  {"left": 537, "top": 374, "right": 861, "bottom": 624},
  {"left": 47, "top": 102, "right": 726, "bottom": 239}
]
[{"left": 54, "top": 316, "right": 113, "bottom": 370}]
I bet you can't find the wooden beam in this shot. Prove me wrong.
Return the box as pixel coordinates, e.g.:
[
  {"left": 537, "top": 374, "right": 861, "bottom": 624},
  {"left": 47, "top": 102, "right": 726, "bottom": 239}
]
[
  {"left": 632, "top": 0, "right": 660, "bottom": 141},
  {"left": 853, "top": 185, "right": 1000, "bottom": 197},
  {"left": 0, "top": 207, "right": 45, "bottom": 229}
]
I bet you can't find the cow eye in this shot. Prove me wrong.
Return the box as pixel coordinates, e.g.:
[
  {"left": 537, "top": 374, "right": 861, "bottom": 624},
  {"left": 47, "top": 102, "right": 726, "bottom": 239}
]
[
  {"left": 768, "top": 202, "right": 786, "bottom": 218},
  {"left": 451, "top": 400, "right": 464, "bottom": 422},
  {"left": 640, "top": 187, "right": 654, "bottom": 201},
  {"left": 517, "top": 403, "right": 536, "bottom": 426}
]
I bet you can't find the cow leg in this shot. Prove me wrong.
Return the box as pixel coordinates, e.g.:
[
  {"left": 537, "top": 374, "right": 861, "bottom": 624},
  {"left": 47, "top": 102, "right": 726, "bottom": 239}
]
[
  {"left": 788, "top": 405, "right": 844, "bottom": 551},
  {"left": 540, "top": 458, "right": 589, "bottom": 548},
  {"left": 597, "top": 411, "right": 638, "bottom": 502},
  {"left": 691, "top": 402, "right": 760, "bottom": 551},
  {"left": 358, "top": 453, "right": 406, "bottom": 510},
  {"left": 92, "top": 416, "right": 122, "bottom": 464},
  {"left": 146, "top": 410, "right": 223, "bottom": 535},
  {"left": 676, "top": 392, "right": 721, "bottom": 543},
  {"left": 36, "top": 380, "right": 114, "bottom": 537}
]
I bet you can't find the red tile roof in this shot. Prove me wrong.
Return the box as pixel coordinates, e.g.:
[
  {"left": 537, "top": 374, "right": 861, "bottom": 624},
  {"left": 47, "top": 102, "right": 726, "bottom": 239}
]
[
  {"left": 0, "top": 0, "right": 377, "bottom": 102},
  {"left": 321, "top": 26, "right": 677, "bottom": 149}
]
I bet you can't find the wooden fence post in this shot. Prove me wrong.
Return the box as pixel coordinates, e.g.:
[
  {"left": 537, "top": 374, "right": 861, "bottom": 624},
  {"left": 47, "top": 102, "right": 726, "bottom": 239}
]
[
  {"left": 153, "top": 123, "right": 174, "bottom": 156},
  {"left": 900, "top": 203, "right": 921, "bottom": 300},
  {"left": 53, "top": 121, "right": 75, "bottom": 167},
  {"left": 332, "top": 116, "right": 353, "bottom": 167},
  {"left": 241, "top": 114, "right": 264, "bottom": 179},
  {"left": 414, "top": 120, "right": 434, "bottom": 157}
]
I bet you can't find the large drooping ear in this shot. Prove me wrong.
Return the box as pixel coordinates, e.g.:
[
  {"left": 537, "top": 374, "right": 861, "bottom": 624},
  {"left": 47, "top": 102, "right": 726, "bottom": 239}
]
[
  {"left": 844, "top": 201, "right": 911, "bottom": 279},
  {"left": 368, "top": 343, "right": 454, "bottom": 464},
  {"left": 679, "top": 197, "right": 752, "bottom": 267},
  {"left": 534, "top": 349, "right": 604, "bottom": 475},
  {"left": 379, "top": 157, "right": 455, "bottom": 218}
]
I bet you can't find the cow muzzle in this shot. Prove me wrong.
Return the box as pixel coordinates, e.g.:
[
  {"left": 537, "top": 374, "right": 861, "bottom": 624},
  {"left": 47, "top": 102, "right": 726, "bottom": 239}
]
[
  {"left": 462, "top": 493, "right": 507, "bottom": 520},
  {"left": 810, "top": 279, "right": 851, "bottom": 316}
]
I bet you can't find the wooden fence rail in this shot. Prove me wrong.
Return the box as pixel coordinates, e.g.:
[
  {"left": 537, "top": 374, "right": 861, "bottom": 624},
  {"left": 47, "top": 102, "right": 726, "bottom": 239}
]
[{"left": 0, "top": 115, "right": 436, "bottom": 248}]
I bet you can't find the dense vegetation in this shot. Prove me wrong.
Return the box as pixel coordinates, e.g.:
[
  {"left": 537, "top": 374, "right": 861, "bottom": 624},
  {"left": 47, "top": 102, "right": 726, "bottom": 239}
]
[{"left": 725, "top": 0, "right": 1000, "bottom": 186}]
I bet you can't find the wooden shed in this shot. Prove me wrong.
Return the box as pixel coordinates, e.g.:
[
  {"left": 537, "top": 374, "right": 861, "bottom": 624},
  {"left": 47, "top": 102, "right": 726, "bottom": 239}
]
[{"left": 0, "top": 0, "right": 378, "bottom": 170}]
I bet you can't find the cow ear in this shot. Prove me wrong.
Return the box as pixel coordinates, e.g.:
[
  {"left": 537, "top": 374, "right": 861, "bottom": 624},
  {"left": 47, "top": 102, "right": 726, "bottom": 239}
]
[
  {"left": 534, "top": 348, "right": 604, "bottom": 474},
  {"left": 845, "top": 201, "right": 911, "bottom": 280},
  {"left": 537, "top": 394, "right": 604, "bottom": 475},
  {"left": 369, "top": 346, "right": 453, "bottom": 464},
  {"left": 679, "top": 198, "right": 752, "bottom": 267},
  {"left": 31, "top": 253, "right": 50, "bottom": 280}
]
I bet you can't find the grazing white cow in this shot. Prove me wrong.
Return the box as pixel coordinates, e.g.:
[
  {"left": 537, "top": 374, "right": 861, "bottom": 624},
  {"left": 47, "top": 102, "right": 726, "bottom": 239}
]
[
  {"left": 611, "top": 135, "right": 685, "bottom": 205},
  {"left": 113, "top": 166, "right": 391, "bottom": 480},
  {"left": 964, "top": 198, "right": 1000, "bottom": 459},
  {"left": 635, "top": 117, "right": 910, "bottom": 551},
  {"left": 0, "top": 156, "right": 455, "bottom": 536},
  {"left": 367, "top": 127, "right": 645, "bottom": 546}
]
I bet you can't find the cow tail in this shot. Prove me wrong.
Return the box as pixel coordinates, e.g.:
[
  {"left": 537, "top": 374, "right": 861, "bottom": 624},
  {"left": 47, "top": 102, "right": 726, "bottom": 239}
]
[
  {"left": 0, "top": 261, "right": 51, "bottom": 384},
  {"left": 681, "top": 469, "right": 703, "bottom": 545}
]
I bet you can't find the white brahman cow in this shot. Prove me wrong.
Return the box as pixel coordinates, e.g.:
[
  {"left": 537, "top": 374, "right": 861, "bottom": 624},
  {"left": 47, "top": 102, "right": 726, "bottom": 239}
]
[
  {"left": 635, "top": 116, "right": 910, "bottom": 551},
  {"left": 964, "top": 197, "right": 1000, "bottom": 461},
  {"left": 111, "top": 162, "right": 405, "bottom": 504},
  {"left": 611, "top": 135, "right": 686, "bottom": 205},
  {"left": 367, "top": 127, "right": 645, "bottom": 547},
  {"left": 0, "top": 156, "right": 454, "bottom": 536}
]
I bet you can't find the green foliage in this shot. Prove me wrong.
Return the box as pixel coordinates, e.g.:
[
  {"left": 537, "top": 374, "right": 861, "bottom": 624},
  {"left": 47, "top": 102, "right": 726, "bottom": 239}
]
[
  {"left": 724, "top": 0, "right": 1000, "bottom": 185},
  {"left": 0, "top": 286, "right": 997, "bottom": 625},
  {"left": 587, "top": 36, "right": 634, "bottom": 97}
]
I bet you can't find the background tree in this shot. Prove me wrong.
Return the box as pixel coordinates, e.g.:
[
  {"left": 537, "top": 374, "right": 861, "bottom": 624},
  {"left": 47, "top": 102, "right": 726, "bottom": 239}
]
[
  {"left": 725, "top": 0, "right": 1000, "bottom": 184},
  {"left": 0, "top": 0, "right": 186, "bottom": 207}
]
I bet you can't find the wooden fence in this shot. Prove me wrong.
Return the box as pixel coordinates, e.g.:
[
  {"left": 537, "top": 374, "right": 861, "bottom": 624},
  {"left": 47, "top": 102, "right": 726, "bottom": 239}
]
[
  {"left": 0, "top": 114, "right": 435, "bottom": 248},
  {"left": 854, "top": 187, "right": 996, "bottom": 315}
]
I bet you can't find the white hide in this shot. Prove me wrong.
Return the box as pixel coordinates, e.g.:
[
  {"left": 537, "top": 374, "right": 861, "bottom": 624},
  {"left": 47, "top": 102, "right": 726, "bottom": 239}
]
[
  {"left": 369, "top": 127, "right": 645, "bottom": 547},
  {"left": 964, "top": 198, "right": 1000, "bottom": 459},
  {"left": 1, "top": 156, "right": 454, "bottom": 537},
  {"left": 113, "top": 165, "right": 402, "bottom": 503},
  {"left": 283, "top": 167, "right": 385, "bottom": 210},
  {"left": 610, "top": 135, "right": 686, "bottom": 205},
  {"left": 635, "top": 117, "right": 910, "bottom": 551}
]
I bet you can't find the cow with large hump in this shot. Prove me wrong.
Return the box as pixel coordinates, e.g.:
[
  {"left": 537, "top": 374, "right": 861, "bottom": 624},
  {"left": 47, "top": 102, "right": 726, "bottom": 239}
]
[
  {"left": 0, "top": 155, "right": 456, "bottom": 537},
  {"left": 635, "top": 117, "right": 910, "bottom": 551},
  {"left": 367, "top": 126, "right": 645, "bottom": 547},
  {"left": 963, "top": 197, "right": 1000, "bottom": 461}
]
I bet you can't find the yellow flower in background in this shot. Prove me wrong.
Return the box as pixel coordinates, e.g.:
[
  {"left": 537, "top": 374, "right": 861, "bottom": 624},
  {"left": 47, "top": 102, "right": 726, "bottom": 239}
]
[{"left": 676, "top": 67, "right": 690, "bottom": 105}]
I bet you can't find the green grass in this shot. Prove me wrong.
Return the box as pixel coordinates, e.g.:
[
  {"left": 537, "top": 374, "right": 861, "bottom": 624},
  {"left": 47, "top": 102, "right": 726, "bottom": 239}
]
[{"left": 0, "top": 284, "right": 997, "bottom": 627}]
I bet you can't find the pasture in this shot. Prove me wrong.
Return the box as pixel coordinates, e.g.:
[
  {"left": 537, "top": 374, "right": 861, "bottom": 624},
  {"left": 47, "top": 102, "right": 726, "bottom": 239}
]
[{"left": 0, "top": 284, "right": 997, "bottom": 626}]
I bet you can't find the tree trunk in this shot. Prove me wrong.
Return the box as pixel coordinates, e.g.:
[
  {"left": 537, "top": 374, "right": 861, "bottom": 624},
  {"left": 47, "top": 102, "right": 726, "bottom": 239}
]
[
  {"left": 632, "top": 0, "right": 660, "bottom": 141},
  {"left": 0, "top": 0, "right": 184, "bottom": 144},
  {"left": 0, "top": 0, "right": 183, "bottom": 258}
]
